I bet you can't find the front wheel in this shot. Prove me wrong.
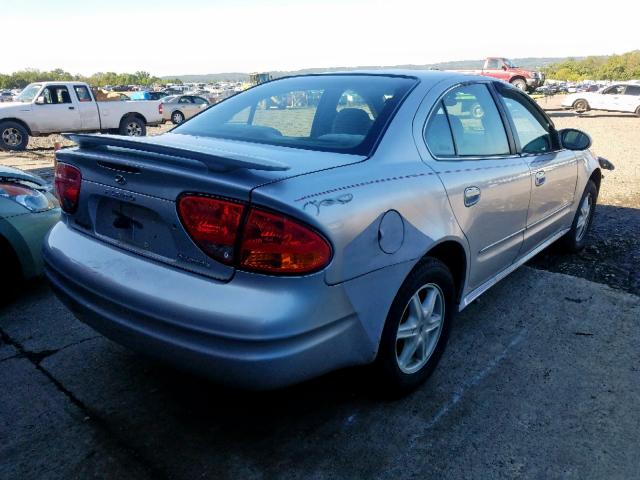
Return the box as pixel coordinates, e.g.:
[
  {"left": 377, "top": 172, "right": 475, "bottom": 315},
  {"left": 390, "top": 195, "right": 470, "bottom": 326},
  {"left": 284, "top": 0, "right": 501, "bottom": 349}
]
[
  {"left": 375, "top": 258, "right": 455, "bottom": 396},
  {"left": 573, "top": 99, "right": 590, "bottom": 113},
  {"left": 559, "top": 180, "right": 598, "bottom": 253},
  {"left": 119, "top": 115, "right": 146, "bottom": 137},
  {"left": 511, "top": 78, "right": 527, "bottom": 91},
  {"left": 0, "top": 121, "right": 29, "bottom": 151}
]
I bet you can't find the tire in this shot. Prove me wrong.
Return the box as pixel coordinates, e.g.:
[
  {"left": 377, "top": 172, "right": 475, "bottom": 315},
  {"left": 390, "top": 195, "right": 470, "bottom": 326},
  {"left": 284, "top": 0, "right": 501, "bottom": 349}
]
[
  {"left": 0, "top": 121, "right": 29, "bottom": 151},
  {"left": 559, "top": 180, "right": 598, "bottom": 253},
  {"left": 171, "top": 110, "right": 185, "bottom": 124},
  {"left": 635, "top": 106, "right": 640, "bottom": 118},
  {"left": 118, "top": 115, "right": 146, "bottom": 137},
  {"left": 511, "top": 78, "right": 527, "bottom": 91},
  {"left": 375, "top": 257, "right": 456, "bottom": 396},
  {"left": 572, "top": 99, "right": 590, "bottom": 113}
]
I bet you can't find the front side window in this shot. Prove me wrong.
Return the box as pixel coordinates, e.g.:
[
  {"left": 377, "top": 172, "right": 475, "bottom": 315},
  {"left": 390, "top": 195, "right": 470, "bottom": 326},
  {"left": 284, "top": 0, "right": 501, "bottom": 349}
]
[
  {"left": 41, "top": 86, "right": 72, "bottom": 104},
  {"left": 498, "top": 87, "right": 554, "bottom": 154},
  {"left": 603, "top": 85, "right": 625, "bottom": 95},
  {"left": 173, "top": 75, "right": 416, "bottom": 155},
  {"left": 441, "top": 84, "right": 510, "bottom": 157}
]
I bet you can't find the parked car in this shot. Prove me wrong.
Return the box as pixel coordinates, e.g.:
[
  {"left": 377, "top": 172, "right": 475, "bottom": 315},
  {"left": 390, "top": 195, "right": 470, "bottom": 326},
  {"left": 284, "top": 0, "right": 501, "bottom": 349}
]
[
  {"left": 0, "top": 90, "right": 14, "bottom": 103},
  {"left": 44, "top": 71, "right": 607, "bottom": 393},
  {"left": 129, "top": 91, "right": 168, "bottom": 101},
  {"left": 161, "top": 95, "right": 210, "bottom": 124},
  {"left": 562, "top": 83, "right": 640, "bottom": 115},
  {"left": 455, "top": 57, "right": 545, "bottom": 92},
  {"left": 1, "top": 166, "right": 60, "bottom": 301},
  {"left": 0, "top": 82, "right": 163, "bottom": 151}
]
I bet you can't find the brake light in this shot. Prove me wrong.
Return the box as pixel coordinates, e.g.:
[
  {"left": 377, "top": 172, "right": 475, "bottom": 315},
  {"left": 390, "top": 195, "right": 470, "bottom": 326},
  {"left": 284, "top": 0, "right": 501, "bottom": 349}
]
[
  {"left": 159, "top": 103, "right": 163, "bottom": 115},
  {"left": 177, "top": 195, "right": 332, "bottom": 274},
  {"left": 54, "top": 162, "right": 82, "bottom": 213},
  {"left": 177, "top": 195, "right": 245, "bottom": 264},
  {"left": 239, "top": 208, "right": 331, "bottom": 274}
]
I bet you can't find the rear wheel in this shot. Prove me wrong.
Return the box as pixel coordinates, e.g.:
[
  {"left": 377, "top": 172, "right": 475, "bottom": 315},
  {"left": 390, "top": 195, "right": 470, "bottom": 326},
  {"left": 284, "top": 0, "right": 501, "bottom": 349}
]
[
  {"left": 0, "top": 121, "right": 29, "bottom": 151},
  {"left": 559, "top": 180, "right": 598, "bottom": 253},
  {"left": 511, "top": 78, "right": 527, "bottom": 91},
  {"left": 171, "top": 110, "right": 185, "bottom": 124},
  {"left": 119, "top": 115, "right": 146, "bottom": 137},
  {"left": 635, "top": 106, "right": 640, "bottom": 117},
  {"left": 573, "top": 99, "right": 590, "bottom": 113},
  {"left": 375, "top": 258, "right": 455, "bottom": 396}
]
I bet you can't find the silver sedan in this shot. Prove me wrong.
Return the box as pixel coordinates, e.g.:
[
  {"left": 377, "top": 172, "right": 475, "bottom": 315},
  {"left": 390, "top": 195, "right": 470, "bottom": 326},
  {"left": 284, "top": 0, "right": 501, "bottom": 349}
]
[
  {"left": 161, "top": 94, "right": 210, "bottom": 124},
  {"left": 44, "top": 71, "right": 606, "bottom": 394}
]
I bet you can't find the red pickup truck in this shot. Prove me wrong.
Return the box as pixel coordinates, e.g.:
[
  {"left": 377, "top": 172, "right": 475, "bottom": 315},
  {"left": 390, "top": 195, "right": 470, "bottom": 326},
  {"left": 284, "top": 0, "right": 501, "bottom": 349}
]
[{"left": 456, "top": 57, "right": 545, "bottom": 93}]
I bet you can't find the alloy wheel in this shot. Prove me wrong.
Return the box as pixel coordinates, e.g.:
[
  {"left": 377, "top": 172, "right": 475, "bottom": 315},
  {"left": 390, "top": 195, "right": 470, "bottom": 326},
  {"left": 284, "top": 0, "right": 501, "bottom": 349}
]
[
  {"left": 575, "top": 192, "right": 592, "bottom": 242},
  {"left": 126, "top": 122, "right": 143, "bottom": 136},
  {"left": 2, "top": 127, "right": 22, "bottom": 147},
  {"left": 395, "top": 283, "right": 445, "bottom": 374}
]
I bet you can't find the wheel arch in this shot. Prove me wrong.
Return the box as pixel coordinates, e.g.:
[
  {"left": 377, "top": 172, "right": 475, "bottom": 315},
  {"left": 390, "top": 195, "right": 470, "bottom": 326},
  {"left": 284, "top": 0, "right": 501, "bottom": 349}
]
[
  {"left": 119, "top": 112, "right": 147, "bottom": 126},
  {"left": 0, "top": 117, "right": 33, "bottom": 136},
  {"left": 420, "top": 238, "right": 468, "bottom": 303},
  {"left": 589, "top": 167, "right": 602, "bottom": 193}
]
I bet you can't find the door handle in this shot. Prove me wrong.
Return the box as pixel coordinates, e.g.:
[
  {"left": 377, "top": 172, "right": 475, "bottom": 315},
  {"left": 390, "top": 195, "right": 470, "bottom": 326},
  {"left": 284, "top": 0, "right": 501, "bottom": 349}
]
[
  {"left": 68, "top": 106, "right": 75, "bottom": 110},
  {"left": 535, "top": 170, "right": 546, "bottom": 186},
  {"left": 464, "top": 186, "right": 481, "bottom": 207}
]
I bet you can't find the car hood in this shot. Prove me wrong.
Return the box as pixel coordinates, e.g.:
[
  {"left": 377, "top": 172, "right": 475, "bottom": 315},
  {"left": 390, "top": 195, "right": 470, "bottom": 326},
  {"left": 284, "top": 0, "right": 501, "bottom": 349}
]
[{"left": 0, "top": 101, "right": 30, "bottom": 112}]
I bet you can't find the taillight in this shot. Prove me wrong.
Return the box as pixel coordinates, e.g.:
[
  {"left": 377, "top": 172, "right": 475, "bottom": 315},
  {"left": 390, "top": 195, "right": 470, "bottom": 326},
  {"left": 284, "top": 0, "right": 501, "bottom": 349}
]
[
  {"left": 177, "top": 195, "right": 245, "bottom": 264},
  {"left": 239, "top": 208, "right": 331, "bottom": 274},
  {"left": 159, "top": 103, "right": 163, "bottom": 115},
  {"left": 177, "top": 195, "right": 332, "bottom": 275},
  {"left": 54, "top": 162, "right": 82, "bottom": 213}
]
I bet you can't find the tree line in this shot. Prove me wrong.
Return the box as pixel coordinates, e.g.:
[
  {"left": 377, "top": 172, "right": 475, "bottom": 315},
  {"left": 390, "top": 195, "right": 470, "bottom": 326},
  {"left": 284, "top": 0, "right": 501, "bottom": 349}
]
[
  {"left": 543, "top": 50, "right": 640, "bottom": 81},
  {"left": 0, "top": 69, "right": 183, "bottom": 89}
]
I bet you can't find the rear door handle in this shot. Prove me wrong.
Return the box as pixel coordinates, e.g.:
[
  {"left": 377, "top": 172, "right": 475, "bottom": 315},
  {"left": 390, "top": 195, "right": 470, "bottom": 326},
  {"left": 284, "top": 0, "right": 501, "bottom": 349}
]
[
  {"left": 535, "top": 170, "right": 546, "bottom": 186},
  {"left": 68, "top": 106, "right": 75, "bottom": 110},
  {"left": 464, "top": 186, "right": 481, "bottom": 207}
]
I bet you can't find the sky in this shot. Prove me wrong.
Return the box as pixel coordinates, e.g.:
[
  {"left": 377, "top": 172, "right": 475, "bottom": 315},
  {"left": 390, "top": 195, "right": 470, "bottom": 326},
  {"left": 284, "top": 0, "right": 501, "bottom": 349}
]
[{"left": 1, "top": 0, "right": 637, "bottom": 76}]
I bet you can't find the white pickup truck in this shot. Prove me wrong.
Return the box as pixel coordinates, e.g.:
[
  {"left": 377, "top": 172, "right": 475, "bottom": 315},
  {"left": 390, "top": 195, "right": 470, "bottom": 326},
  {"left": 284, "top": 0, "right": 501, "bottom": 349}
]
[{"left": 0, "top": 82, "right": 163, "bottom": 151}]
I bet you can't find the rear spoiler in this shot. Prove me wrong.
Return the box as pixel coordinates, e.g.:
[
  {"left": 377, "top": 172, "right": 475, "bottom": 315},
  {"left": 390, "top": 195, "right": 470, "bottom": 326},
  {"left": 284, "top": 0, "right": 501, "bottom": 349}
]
[{"left": 63, "top": 133, "right": 290, "bottom": 172}]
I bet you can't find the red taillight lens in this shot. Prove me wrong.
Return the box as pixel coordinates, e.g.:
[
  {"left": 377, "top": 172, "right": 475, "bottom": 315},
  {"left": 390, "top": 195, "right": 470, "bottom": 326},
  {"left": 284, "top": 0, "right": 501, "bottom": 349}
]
[
  {"left": 54, "top": 162, "right": 82, "bottom": 213},
  {"left": 159, "top": 103, "right": 163, "bottom": 115},
  {"left": 239, "top": 208, "right": 332, "bottom": 274},
  {"left": 177, "top": 195, "right": 245, "bottom": 265}
]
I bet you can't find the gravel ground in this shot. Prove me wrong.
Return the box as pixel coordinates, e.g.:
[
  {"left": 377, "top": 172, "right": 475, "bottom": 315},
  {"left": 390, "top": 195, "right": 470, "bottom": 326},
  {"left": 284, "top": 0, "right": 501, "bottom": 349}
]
[{"left": 1, "top": 96, "right": 638, "bottom": 293}]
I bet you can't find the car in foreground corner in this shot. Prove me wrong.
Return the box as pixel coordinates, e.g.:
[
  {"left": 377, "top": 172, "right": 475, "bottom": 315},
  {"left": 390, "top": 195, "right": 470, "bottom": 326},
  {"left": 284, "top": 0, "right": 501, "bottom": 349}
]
[
  {"left": 43, "top": 71, "right": 607, "bottom": 394},
  {"left": 1, "top": 166, "right": 60, "bottom": 301},
  {"left": 562, "top": 82, "right": 640, "bottom": 116}
]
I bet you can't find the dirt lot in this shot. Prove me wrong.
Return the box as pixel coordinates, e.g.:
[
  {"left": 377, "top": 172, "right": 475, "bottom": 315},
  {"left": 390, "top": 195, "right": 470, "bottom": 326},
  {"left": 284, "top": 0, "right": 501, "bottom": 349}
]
[{"left": 2, "top": 95, "right": 638, "bottom": 293}]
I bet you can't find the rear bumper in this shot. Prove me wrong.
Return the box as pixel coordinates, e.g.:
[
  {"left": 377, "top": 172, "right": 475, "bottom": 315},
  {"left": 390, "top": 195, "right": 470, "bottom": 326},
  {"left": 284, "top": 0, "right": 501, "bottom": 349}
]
[{"left": 43, "top": 222, "right": 373, "bottom": 389}]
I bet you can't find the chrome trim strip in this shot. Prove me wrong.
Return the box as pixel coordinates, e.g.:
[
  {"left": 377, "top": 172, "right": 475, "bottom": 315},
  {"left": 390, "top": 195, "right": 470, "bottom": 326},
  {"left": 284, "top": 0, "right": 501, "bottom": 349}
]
[
  {"left": 459, "top": 227, "right": 571, "bottom": 311},
  {"left": 478, "top": 227, "right": 526, "bottom": 254}
]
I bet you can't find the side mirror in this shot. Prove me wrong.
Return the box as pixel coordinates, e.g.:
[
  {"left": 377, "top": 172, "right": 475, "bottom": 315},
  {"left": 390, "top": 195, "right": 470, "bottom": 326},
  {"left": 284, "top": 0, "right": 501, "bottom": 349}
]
[
  {"left": 501, "top": 65, "right": 508, "bottom": 71},
  {"left": 35, "top": 96, "right": 45, "bottom": 105},
  {"left": 560, "top": 128, "right": 592, "bottom": 151}
]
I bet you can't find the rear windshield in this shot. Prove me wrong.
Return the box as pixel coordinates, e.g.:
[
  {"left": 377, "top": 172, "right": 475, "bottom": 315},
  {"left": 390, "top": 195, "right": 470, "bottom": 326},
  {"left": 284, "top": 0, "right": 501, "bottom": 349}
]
[{"left": 172, "top": 75, "right": 417, "bottom": 155}]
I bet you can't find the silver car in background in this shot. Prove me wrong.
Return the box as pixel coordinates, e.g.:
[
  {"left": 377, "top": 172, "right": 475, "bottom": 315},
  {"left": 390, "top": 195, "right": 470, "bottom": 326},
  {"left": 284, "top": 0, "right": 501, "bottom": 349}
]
[
  {"left": 44, "top": 72, "right": 605, "bottom": 394},
  {"left": 161, "top": 94, "right": 210, "bottom": 124}
]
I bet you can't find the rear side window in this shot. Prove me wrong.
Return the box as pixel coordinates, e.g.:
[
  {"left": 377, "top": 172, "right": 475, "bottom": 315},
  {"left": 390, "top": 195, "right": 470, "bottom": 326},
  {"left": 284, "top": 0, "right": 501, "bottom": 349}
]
[
  {"left": 625, "top": 85, "right": 640, "bottom": 96},
  {"left": 74, "top": 86, "right": 92, "bottom": 102},
  {"left": 440, "top": 84, "right": 510, "bottom": 157},
  {"left": 173, "top": 75, "right": 417, "bottom": 155},
  {"left": 424, "top": 105, "right": 455, "bottom": 156}
]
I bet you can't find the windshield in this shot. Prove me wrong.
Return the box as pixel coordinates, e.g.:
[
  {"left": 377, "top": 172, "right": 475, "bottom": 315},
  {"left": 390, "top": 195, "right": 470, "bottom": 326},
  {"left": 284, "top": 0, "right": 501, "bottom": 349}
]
[
  {"left": 15, "top": 84, "right": 42, "bottom": 103},
  {"left": 504, "top": 59, "right": 518, "bottom": 68},
  {"left": 173, "top": 75, "right": 417, "bottom": 155}
]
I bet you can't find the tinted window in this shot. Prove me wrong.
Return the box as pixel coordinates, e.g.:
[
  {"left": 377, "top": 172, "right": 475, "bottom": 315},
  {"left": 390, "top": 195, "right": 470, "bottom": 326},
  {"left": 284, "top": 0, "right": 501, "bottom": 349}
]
[
  {"left": 74, "top": 85, "right": 92, "bottom": 102},
  {"left": 424, "top": 104, "right": 455, "bottom": 157},
  {"left": 441, "top": 84, "right": 510, "bottom": 157},
  {"left": 603, "top": 85, "right": 625, "bottom": 95},
  {"left": 192, "top": 96, "right": 208, "bottom": 104},
  {"left": 625, "top": 85, "right": 640, "bottom": 96},
  {"left": 499, "top": 88, "right": 554, "bottom": 154},
  {"left": 173, "top": 75, "right": 416, "bottom": 155}
]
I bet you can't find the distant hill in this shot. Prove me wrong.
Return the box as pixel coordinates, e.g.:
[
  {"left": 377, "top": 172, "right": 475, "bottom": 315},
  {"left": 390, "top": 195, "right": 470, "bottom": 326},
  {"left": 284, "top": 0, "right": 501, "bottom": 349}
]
[{"left": 163, "top": 57, "right": 581, "bottom": 83}]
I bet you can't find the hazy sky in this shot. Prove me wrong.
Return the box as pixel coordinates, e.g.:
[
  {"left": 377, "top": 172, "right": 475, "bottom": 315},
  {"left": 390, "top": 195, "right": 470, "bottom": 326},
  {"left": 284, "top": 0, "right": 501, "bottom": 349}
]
[{"left": 1, "top": 0, "right": 636, "bottom": 76}]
